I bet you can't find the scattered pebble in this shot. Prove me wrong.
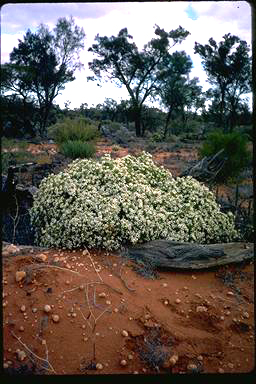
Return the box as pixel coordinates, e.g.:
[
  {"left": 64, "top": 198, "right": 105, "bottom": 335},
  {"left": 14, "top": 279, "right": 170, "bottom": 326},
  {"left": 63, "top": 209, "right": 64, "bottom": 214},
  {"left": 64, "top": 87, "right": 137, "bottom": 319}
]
[
  {"left": 71, "top": 313, "right": 77, "bottom": 318},
  {"left": 227, "top": 291, "right": 234, "bottom": 296},
  {"left": 196, "top": 305, "right": 208, "bottom": 313},
  {"left": 65, "top": 281, "right": 70, "bottom": 285},
  {"left": 164, "top": 300, "right": 169, "bottom": 305},
  {"left": 114, "top": 308, "right": 118, "bottom": 313},
  {"left": 36, "top": 254, "right": 47, "bottom": 262},
  {"left": 44, "top": 305, "right": 51, "bottom": 313},
  {"left": 225, "top": 311, "right": 231, "bottom": 316},
  {"left": 169, "top": 355, "right": 179, "bottom": 367},
  {"left": 129, "top": 317, "right": 133, "bottom": 321},
  {"left": 195, "top": 293, "right": 202, "bottom": 299},
  {"left": 218, "top": 368, "right": 225, "bottom": 373},
  {"left": 187, "top": 363, "right": 198, "bottom": 371},
  {"left": 3, "top": 363, "right": 9, "bottom": 369},
  {"left": 162, "top": 283, "right": 168, "bottom": 287},
  {"left": 96, "top": 363, "right": 104, "bottom": 370},
  {"left": 121, "top": 330, "right": 129, "bottom": 337},
  {"left": 120, "top": 359, "right": 127, "bottom": 366},
  {"left": 227, "top": 363, "right": 234, "bottom": 369},
  {"left": 16, "top": 350, "right": 26, "bottom": 361},
  {"left": 242, "top": 312, "right": 249, "bottom": 319},
  {"left": 98, "top": 292, "right": 106, "bottom": 298},
  {"left": 197, "top": 355, "right": 203, "bottom": 361},
  {"left": 192, "top": 275, "right": 197, "bottom": 280},
  {"left": 19, "top": 326, "right": 24, "bottom": 332},
  {"left": 128, "top": 354, "right": 134, "bottom": 360},
  {"left": 175, "top": 299, "right": 181, "bottom": 304},
  {"left": 15, "top": 271, "right": 26, "bottom": 283},
  {"left": 20, "top": 305, "right": 26, "bottom": 312},
  {"left": 220, "top": 316, "right": 225, "bottom": 321},
  {"left": 106, "top": 300, "right": 111, "bottom": 305},
  {"left": 52, "top": 315, "right": 60, "bottom": 323}
]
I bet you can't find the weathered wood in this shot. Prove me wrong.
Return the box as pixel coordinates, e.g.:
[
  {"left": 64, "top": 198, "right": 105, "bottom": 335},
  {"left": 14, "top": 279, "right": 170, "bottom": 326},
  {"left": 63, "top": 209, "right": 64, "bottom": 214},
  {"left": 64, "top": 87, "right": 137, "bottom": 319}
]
[
  {"left": 180, "top": 149, "right": 227, "bottom": 182},
  {"left": 125, "top": 240, "right": 253, "bottom": 270}
]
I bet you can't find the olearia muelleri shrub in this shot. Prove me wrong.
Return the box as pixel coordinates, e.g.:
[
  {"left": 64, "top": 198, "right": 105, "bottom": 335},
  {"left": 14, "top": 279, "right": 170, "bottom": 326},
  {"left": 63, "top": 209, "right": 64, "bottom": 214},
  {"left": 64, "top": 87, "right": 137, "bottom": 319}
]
[{"left": 30, "top": 152, "right": 239, "bottom": 250}]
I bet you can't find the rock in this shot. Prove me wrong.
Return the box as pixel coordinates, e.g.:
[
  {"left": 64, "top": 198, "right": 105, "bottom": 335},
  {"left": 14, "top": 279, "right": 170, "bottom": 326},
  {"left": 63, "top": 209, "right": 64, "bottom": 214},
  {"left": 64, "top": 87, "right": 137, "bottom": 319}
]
[
  {"left": 242, "top": 312, "right": 249, "bottom": 319},
  {"left": 16, "top": 350, "right": 26, "bottom": 362},
  {"left": 44, "top": 305, "right": 51, "bottom": 313},
  {"left": 98, "top": 292, "right": 106, "bottom": 298},
  {"left": 15, "top": 271, "right": 26, "bottom": 282},
  {"left": 187, "top": 363, "right": 198, "bottom": 372},
  {"left": 36, "top": 254, "right": 47, "bottom": 262},
  {"left": 20, "top": 305, "right": 26, "bottom": 312},
  {"left": 196, "top": 305, "right": 208, "bottom": 313},
  {"left": 120, "top": 359, "right": 127, "bottom": 366},
  {"left": 175, "top": 299, "right": 181, "bottom": 304},
  {"left": 52, "top": 315, "right": 60, "bottom": 323},
  {"left": 121, "top": 330, "right": 129, "bottom": 337},
  {"left": 169, "top": 355, "right": 179, "bottom": 367},
  {"left": 96, "top": 363, "right": 104, "bottom": 370}
]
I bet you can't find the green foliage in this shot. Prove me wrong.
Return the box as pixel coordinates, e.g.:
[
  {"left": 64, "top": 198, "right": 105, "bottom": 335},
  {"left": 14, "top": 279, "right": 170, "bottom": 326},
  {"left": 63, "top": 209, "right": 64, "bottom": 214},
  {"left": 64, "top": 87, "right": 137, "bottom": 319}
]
[
  {"left": 48, "top": 117, "right": 100, "bottom": 144},
  {"left": 199, "top": 131, "right": 251, "bottom": 182},
  {"left": 60, "top": 140, "right": 96, "bottom": 159},
  {"left": 30, "top": 152, "right": 238, "bottom": 251},
  {"left": 150, "top": 131, "right": 164, "bottom": 143},
  {"left": 3, "top": 16, "right": 85, "bottom": 136}
]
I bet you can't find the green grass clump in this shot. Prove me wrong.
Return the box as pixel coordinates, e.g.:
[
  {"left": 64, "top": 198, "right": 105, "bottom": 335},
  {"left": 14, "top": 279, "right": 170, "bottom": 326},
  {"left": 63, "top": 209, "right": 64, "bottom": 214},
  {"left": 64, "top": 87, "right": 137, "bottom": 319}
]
[
  {"left": 199, "top": 131, "right": 251, "bottom": 183},
  {"left": 48, "top": 117, "right": 100, "bottom": 144},
  {"left": 60, "top": 140, "right": 96, "bottom": 159}
]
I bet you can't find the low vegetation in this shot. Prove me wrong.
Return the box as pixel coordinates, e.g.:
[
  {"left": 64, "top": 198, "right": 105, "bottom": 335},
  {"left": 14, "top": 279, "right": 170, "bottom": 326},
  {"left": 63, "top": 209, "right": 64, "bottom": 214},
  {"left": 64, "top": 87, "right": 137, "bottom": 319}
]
[{"left": 59, "top": 140, "right": 96, "bottom": 159}]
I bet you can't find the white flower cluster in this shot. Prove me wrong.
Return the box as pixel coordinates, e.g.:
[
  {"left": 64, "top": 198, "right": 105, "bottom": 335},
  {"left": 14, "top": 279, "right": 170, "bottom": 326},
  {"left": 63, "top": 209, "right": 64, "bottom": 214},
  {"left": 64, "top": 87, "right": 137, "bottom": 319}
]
[{"left": 30, "top": 152, "right": 239, "bottom": 250}]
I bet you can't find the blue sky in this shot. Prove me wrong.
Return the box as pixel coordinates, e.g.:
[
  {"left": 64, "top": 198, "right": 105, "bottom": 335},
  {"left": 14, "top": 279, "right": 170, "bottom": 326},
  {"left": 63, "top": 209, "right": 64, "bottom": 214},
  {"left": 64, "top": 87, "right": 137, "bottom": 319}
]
[{"left": 1, "top": 1, "right": 252, "bottom": 110}]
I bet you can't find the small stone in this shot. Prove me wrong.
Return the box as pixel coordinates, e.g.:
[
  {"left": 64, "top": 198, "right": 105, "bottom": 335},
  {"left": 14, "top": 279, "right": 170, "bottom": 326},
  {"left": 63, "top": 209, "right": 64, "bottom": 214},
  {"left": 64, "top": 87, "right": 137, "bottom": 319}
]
[
  {"left": 162, "top": 283, "right": 168, "bottom": 287},
  {"left": 192, "top": 275, "right": 197, "bottom": 280},
  {"left": 37, "top": 254, "right": 47, "bottom": 262},
  {"left": 20, "top": 305, "right": 26, "bottom": 312},
  {"left": 114, "top": 308, "right": 118, "bottom": 313},
  {"left": 52, "top": 315, "right": 60, "bottom": 323},
  {"left": 145, "top": 314, "right": 151, "bottom": 320},
  {"left": 225, "top": 311, "right": 231, "bottom": 316},
  {"left": 183, "top": 286, "right": 188, "bottom": 290},
  {"left": 121, "top": 330, "right": 129, "bottom": 337},
  {"left": 15, "top": 271, "right": 26, "bottom": 283},
  {"left": 196, "top": 305, "right": 208, "bottom": 313},
  {"left": 220, "top": 316, "right": 225, "bottom": 321},
  {"left": 71, "top": 313, "right": 77, "bottom": 318},
  {"left": 83, "top": 337, "right": 88, "bottom": 342},
  {"left": 19, "top": 326, "right": 24, "bottom": 332},
  {"left": 98, "top": 292, "right": 106, "bottom": 298},
  {"left": 32, "top": 308, "right": 38, "bottom": 313},
  {"left": 120, "top": 359, "right": 127, "bottom": 366},
  {"left": 17, "top": 350, "right": 26, "bottom": 361},
  {"left": 95, "top": 332, "right": 100, "bottom": 336},
  {"left": 164, "top": 300, "right": 169, "bottom": 305},
  {"left": 82, "top": 325, "right": 86, "bottom": 329},
  {"left": 133, "top": 371, "right": 139, "bottom": 374},
  {"left": 128, "top": 354, "right": 134, "bottom": 360},
  {"left": 175, "top": 299, "right": 181, "bottom": 304},
  {"left": 106, "top": 300, "right": 111, "bottom": 305},
  {"left": 169, "top": 355, "right": 179, "bottom": 367},
  {"left": 197, "top": 355, "right": 203, "bottom": 361},
  {"left": 242, "top": 311, "right": 249, "bottom": 319},
  {"left": 147, "top": 288, "right": 152, "bottom": 292},
  {"left": 218, "top": 368, "right": 225, "bottom": 373},
  {"left": 3, "top": 363, "right": 9, "bottom": 369},
  {"left": 227, "top": 291, "right": 234, "bottom": 296},
  {"left": 227, "top": 363, "right": 234, "bottom": 369},
  {"left": 96, "top": 363, "right": 103, "bottom": 370},
  {"left": 195, "top": 293, "right": 202, "bottom": 299},
  {"left": 44, "top": 305, "right": 51, "bottom": 313},
  {"left": 8, "top": 348, "right": 12, "bottom": 352},
  {"left": 129, "top": 317, "right": 133, "bottom": 321},
  {"left": 65, "top": 281, "right": 70, "bottom": 285},
  {"left": 187, "top": 363, "right": 198, "bottom": 371}
]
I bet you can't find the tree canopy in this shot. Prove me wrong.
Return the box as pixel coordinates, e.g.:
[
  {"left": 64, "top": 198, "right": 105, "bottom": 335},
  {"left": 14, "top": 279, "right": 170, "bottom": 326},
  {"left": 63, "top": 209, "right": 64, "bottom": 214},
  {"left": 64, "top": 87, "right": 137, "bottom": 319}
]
[
  {"left": 88, "top": 25, "right": 190, "bottom": 136},
  {"left": 2, "top": 16, "right": 85, "bottom": 136},
  {"left": 194, "top": 33, "right": 251, "bottom": 131}
]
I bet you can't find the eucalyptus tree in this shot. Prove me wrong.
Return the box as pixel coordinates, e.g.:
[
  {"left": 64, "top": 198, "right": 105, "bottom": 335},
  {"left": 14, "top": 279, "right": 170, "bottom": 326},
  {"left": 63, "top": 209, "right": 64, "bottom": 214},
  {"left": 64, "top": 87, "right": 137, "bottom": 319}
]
[
  {"left": 3, "top": 16, "right": 85, "bottom": 137},
  {"left": 194, "top": 34, "right": 251, "bottom": 131},
  {"left": 88, "top": 25, "right": 190, "bottom": 136}
]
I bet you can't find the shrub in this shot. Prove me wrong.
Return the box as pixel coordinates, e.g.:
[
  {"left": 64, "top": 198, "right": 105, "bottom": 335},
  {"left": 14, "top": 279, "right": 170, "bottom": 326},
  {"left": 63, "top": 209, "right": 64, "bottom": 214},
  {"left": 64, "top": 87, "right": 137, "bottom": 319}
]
[
  {"left": 59, "top": 140, "right": 96, "bottom": 159},
  {"left": 199, "top": 131, "right": 251, "bottom": 183},
  {"left": 47, "top": 117, "right": 100, "bottom": 144},
  {"left": 30, "top": 152, "right": 238, "bottom": 251}
]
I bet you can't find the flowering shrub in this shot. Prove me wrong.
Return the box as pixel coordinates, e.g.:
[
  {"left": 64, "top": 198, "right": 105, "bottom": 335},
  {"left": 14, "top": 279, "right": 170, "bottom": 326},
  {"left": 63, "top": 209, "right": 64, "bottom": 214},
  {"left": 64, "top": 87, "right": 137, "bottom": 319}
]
[{"left": 30, "top": 152, "right": 239, "bottom": 250}]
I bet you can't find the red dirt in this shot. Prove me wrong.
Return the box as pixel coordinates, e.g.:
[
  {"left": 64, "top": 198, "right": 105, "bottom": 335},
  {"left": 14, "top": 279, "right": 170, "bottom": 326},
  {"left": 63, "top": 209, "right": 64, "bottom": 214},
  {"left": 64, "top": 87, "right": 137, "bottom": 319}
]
[
  {"left": 2, "top": 246, "right": 254, "bottom": 375},
  {"left": 2, "top": 139, "right": 254, "bottom": 376}
]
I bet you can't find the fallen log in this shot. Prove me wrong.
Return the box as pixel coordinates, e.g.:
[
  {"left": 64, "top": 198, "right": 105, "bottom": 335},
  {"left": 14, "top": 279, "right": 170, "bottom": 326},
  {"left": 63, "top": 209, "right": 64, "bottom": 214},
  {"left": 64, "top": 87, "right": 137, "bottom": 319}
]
[{"left": 124, "top": 240, "right": 253, "bottom": 270}]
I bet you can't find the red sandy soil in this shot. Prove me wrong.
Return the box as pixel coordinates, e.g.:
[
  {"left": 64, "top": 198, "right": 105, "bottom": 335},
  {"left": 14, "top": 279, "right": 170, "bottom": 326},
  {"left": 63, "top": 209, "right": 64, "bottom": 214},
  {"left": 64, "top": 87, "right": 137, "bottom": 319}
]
[
  {"left": 2, "top": 246, "right": 254, "bottom": 375},
  {"left": 2, "top": 139, "right": 254, "bottom": 376}
]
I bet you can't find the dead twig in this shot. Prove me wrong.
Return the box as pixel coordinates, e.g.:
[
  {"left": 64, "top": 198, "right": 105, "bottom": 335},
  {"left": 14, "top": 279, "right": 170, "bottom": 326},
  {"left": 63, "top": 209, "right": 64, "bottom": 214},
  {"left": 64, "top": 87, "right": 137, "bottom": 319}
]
[{"left": 11, "top": 331, "right": 56, "bottom": 374}]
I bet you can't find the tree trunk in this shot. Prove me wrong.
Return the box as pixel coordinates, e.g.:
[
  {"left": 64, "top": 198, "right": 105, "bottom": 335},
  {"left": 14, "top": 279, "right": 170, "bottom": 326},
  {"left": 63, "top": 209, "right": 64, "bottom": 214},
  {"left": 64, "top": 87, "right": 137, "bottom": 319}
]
[
  {"left": 133, "top": 105, "right": 142, "bottom": 137},
  {"left": 164, "top": 109, "right": 172, "bottom": 139}
]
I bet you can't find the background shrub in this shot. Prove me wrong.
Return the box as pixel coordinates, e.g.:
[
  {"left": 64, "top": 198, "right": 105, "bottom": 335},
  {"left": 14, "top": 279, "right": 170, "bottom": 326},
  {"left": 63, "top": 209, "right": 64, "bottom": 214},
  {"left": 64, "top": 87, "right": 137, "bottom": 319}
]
[
  {"left": 48, "top": 117, "right": 100, "bottom": 144},
  {"left": 199, "top": 131, "right": 251, "bottom": 183},
  {"left": 59, "top": 140, "right": 96, "bottom": 159}
]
